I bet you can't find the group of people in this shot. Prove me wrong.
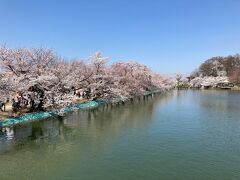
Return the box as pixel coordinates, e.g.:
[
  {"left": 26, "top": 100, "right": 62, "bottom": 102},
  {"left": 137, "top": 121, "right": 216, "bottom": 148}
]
[
  {"left": 74, "top": 88, "right": 91, "bottom": 99},
  {"left": 0, "top": 92, "right": 36, "bottom": 113},
  {"left": 0, "top": 88, "right": 95, "bottom": 114},
  {"left": 12, "top": 92, "right": 36, "bottom": 112}
]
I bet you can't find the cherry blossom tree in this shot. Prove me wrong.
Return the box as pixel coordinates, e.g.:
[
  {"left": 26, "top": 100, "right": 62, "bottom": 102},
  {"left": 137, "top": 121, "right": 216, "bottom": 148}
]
[
  {"left": 0, "top": 47, "right": 173, "bottom": 110},
  {"left": 189, "top": 76, "right": 229, "bottom": 88}
]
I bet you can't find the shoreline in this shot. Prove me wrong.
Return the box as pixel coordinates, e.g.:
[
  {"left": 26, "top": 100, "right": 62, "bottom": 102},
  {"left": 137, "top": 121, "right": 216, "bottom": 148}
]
[
  {"left": 0, "top": 91, "right": 161, "bottom": 128},
  {"left": 176, "top": 86, "right": 240, "bottom": 91}
]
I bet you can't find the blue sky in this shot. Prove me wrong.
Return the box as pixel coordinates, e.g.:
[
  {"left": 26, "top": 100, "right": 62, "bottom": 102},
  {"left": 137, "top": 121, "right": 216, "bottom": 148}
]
[{"left": 1, "top": 0, "right": 240, "bottom": 74}]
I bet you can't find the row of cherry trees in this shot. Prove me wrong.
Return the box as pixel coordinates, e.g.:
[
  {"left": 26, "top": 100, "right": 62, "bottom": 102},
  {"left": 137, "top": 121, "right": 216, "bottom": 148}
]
[
  {"left": 189, "top": 76, "right": 229, "bottom": 88},
  {"left": 175, "top": 73, "right": 230, "bottom": 89},
  {"left": 0, "top": 47, "right": 173, "bottom": 109}
]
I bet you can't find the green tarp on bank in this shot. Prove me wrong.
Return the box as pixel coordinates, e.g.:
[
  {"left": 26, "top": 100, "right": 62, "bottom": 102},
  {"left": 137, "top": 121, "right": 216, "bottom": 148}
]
[
  {"left": 0, "top": 91, "right": 156, "bottom": 128},
  {"left": 0, "top": 100, "right": 108, "bottom": 128}
]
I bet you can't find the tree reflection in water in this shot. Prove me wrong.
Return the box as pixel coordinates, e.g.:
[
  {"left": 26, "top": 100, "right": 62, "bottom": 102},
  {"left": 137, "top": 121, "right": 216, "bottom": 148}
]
[{"left": 0, "top": 93, "right": 173, "bottom": 155}]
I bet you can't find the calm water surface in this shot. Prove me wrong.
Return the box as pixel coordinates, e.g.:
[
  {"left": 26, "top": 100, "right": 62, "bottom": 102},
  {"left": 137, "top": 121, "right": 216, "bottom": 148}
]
[{"left": 1, "top": 90, "right": 240, "bottom": 180}]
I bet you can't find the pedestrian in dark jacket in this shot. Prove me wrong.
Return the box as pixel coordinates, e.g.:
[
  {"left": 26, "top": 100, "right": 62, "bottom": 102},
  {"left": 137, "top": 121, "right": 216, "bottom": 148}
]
[
  {"left": 0, "top": 101, "right": 5, "bottom": 112},
  {"left": 12, "top": 99, "right": 20, "bottom": 112}
]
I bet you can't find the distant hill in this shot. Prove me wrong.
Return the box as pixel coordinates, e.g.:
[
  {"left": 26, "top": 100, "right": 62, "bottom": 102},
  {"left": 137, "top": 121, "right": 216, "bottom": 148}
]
[{"left": 190, "top": 54, "right": 240, "bottom": 78}]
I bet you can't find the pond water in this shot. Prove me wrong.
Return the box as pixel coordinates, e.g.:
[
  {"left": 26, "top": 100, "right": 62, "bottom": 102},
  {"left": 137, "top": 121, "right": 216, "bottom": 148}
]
[{"left": 0, "top": 90, "right": 240, "bottom": 180}]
